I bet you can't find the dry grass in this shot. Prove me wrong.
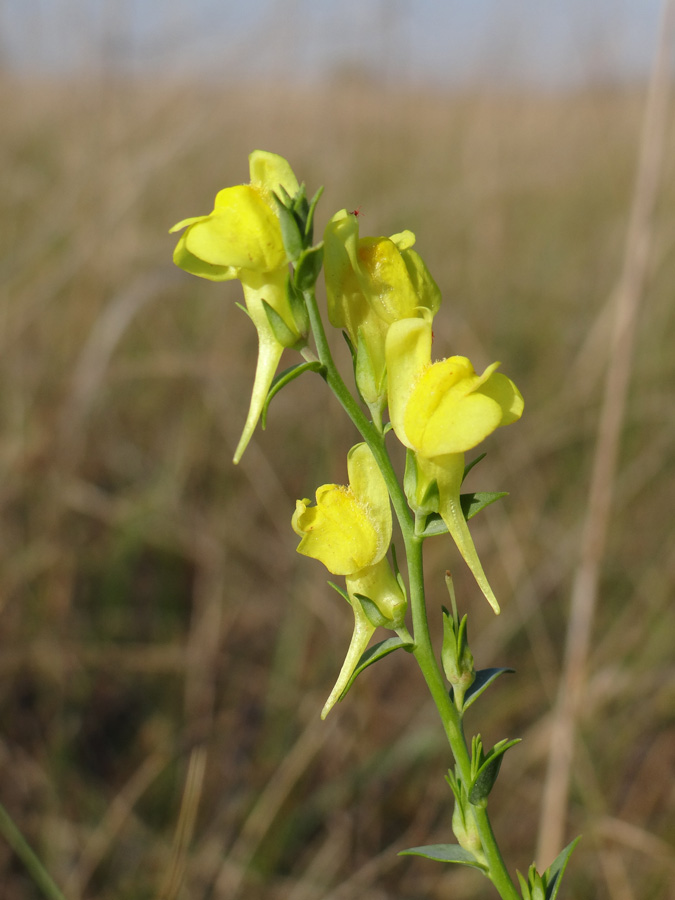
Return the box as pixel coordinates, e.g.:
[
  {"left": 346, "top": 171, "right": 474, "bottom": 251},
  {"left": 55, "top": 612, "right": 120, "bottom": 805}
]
[{"left": 1, "top": 70, "right": 674, "bottom": 900}]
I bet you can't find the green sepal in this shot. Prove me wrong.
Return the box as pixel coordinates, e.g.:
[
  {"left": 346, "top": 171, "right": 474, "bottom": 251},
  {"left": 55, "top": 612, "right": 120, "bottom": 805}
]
[
  {"left": 355, "top": 593, "right": 390, "bottom": 629},
  {"left": 403, "top": 449, "right": 417, "bottom": 507},
  {"left": 274, "top": 196, "right": 304, "bottom": 262},
  {"left": 338, "top": 636, "right": 413, "bottom": 701},
  {"left": 461, "top": 667, "right": 515, "bottom": 711},
  {"left": 290, "top": 183, "right": 310, "bottom": 221},
  {"left": 294, "top": 242, "right": 324, "bottom": 292},
  {"left": 463, "top": 452, "right": 487, "bottom": 482},
  {"left": 355, "top": 592, "right": 406, "bottom": 631},
  {"left": 390, "top": 544, "right": 408, "bottom": 603},
  {"left": 355, "top": 328, "right": 385, "bottom": 399},
  {"left": 441, "top": 608, "right": 475, "bottom": 708},
  {"left": 518, "top": 866, "right": 546, "bottom": 900},
  {"left": 304, "top": 185, "right": 324, "bottom": 245},
  {"left": 517, "top": 869, "right": 532, "bottom": 900},
  {"left": 275, "top": 183, "right": 293, "bottom": 207},
  {"left": 261, "top": 360, "right": 324, "bottom": 428},
  {"left": 342, "top": 330, "right": 357, "bottom": 363},
  {"left": 285, "top": 273, "right": 309, "bottom": 336},
  {"left": 261, "top": 299, "right": 299, "bottom": 349},
  {"left": 469, "top": 737, "right": 521, "bottom": 806},
  {"left": 445, "top": 768, "right": 486, "bottom": 862},
  {"left": 398, "top": 844, "right": 487, "bottom": 870},
  {"left": 405, "top": 450, "right": 440, "bottom": 532},
  {"left": 544, "top": 837, "right": 581, "bottom": 900}
]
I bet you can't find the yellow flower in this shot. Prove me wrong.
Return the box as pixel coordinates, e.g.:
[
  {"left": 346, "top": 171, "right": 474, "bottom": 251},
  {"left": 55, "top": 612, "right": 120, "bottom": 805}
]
[
  {"left": 323, "top": 210, "right": 440, "bottom": 416},
  {"left": 292, "top": 443, "right": 405, "bottom": 717},
  {"left": 170, "top": 150, "right": 303, "bottom": 463},
  {"left": 386, "top": 315, "right": 523, "bottom": 613}
]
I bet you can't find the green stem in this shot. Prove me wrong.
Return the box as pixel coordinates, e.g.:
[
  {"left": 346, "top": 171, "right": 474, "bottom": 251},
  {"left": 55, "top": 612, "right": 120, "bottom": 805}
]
[
  {"left": 0, "top": 802, "right": 68, "bottom": 900},
  {"left": 302, "top": 288, "right": 411, "bottom": 529},
  {"left": 303, "top": 286, "right": 519, "bottom": 900},
  {"left": 405, "top": 536, "right": 520, "bottom": 900}
]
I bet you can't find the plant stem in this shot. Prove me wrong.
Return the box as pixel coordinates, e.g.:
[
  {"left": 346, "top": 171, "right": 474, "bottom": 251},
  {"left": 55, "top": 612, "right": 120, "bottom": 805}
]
[
  {"left": 0, "top": 802, "right": 68, "bottom": 900},
  {"left": 404, "top": 535, "right": 520, "bottom": 900},
  {"left": 302, "top": 288, "right": 411, "bottom": 528},
  {"left": 303, "top": 285, "right": 519, "bottom": 899}
]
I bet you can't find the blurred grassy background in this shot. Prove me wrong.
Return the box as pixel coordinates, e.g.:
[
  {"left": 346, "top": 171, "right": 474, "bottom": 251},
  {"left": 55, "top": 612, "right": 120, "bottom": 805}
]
[{"left": 1, "top": 22, "right": 675, "bottom": 900}]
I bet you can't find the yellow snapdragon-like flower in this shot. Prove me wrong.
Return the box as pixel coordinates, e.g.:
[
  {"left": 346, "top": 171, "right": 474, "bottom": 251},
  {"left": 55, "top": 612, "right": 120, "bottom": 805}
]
[
  {"left": 386, "top": 314, "right": 523, "bottom": 613},
  {"left": 292, "top": 443, "right": 405, "bottom": 717},
  {"left": 170, "top": 150, "right": 302, "bottom": 463},
  {"left": 323, "top": 209, "right": 441, "bottom": 415}
]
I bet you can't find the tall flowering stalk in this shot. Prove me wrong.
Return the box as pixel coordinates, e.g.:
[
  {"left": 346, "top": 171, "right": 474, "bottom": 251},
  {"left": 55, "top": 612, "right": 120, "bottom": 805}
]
[{"left": 171, "top": 150, "right": 579, "bottom": 900}]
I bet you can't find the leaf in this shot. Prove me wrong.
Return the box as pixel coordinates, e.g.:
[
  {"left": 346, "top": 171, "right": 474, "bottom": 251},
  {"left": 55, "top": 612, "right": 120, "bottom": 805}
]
[
  {"left": 517, "top": 869, "right": 532, "bottom": 900},
  {"left": 460, "top": 491, "right": 508, "bottom": 521},
  {"left": 417, "top": 513, "right": 447, "bottom": 537},
  {"left": 327, "top": 581, "right": 351, "bottom": 605},
  {"left": 262, "top": 361, "right": 323, "bottom": 428},
  {"left": 462, "top": 452, "right": 487, "bottom": 482},
  {"left": 462, "top": 667, "right": 515, "bottom": 711},
  {"left": 415, "top": 492, "right": 508, "bottom": 538},
  {"left": 469, "top": 738, "right": 521, "bottom": 805},
  {"left": 399, "top": 844, "right": 487, "bottom": 870},
  {"left": 338, "top": 636, "right": 413, "bottom": 700},
  {"left": 545, "top": 837, "right": 581, "bottom": 900}
]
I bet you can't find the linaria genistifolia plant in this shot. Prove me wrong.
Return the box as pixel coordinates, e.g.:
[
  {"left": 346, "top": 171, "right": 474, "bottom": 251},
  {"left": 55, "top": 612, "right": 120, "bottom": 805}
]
[{"left": 170, "top": 150, "right": 580, "bottom": 899}]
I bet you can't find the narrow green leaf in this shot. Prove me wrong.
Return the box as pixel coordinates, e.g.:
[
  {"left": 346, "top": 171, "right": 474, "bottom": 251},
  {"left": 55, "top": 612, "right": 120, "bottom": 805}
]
[
  {"left": 327, "top": 581, "right": 351, "bottom": 605},
  {"left": 261, "top": 299, "right": 297, "bottom": 348},
  {"left": 545, "top": 837, "right": 581, "bottom": 900},
  {"left": 261, "top": 361, "right": 323, "bottom": 428},
  {"left": 460, "top": 491, "right": 508, "bottom": 521},
  {"left": 469, "top": 738, "right": 521, "bottom": 805},
  {"left": 417, "top": 513, "right": 447, "bottom": 537},
  {"left": 416, "top": 492, "right": 507, "bottom": 538},
  {"left": 517, "top": 869, "right": 532, "bottom": 900},
  {"left": 462, "top": 667, "right": 515, "bottom": 710},
  {"left": 338, "top": 637, "right": 413, "bottom": 700},
  {"left": 532, "top": 870, "right": 546, "bottom": 900},
  {"left": 399, "top": 844, "right": 487, "bottom": 870},
  {"left": 462, "top": 452, "right": 487, "bottom": 482}
]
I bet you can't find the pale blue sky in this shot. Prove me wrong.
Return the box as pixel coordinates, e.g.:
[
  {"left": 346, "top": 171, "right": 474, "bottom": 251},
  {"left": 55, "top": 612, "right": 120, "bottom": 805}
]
[{"left": 0, "top": 0, "right": 667, "bottom": 87}]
